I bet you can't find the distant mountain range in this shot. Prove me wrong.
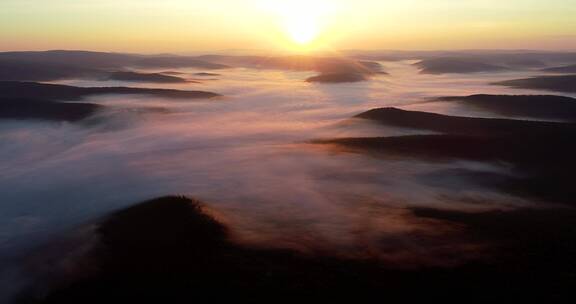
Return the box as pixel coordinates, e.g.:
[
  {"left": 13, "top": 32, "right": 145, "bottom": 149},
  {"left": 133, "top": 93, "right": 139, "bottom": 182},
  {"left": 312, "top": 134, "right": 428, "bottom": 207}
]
[{"left": 0, "top": 50, "right": 385, "bottom": 82}]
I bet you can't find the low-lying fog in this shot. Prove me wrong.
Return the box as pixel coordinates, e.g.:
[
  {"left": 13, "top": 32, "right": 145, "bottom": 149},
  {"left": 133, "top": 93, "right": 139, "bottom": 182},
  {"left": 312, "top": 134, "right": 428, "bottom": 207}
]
[{"left": 1, "top": 60, "right": 571, "bottom": 297}]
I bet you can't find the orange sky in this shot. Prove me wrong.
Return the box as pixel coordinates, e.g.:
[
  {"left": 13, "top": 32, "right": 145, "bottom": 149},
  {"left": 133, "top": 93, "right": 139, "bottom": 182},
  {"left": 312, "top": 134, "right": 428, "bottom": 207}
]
[{"left": 1, "top": 0, "right": 575, "bottom": 53}]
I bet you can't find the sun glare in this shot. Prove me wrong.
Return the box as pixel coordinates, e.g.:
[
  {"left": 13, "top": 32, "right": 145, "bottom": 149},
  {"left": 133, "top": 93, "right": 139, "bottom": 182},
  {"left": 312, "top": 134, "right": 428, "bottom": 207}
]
[
  {"left": 261, "top": 0, "right": 335, "bottom": 47},
  {"left": 284, "top": 15, "right": 320, "bottom": 45}
]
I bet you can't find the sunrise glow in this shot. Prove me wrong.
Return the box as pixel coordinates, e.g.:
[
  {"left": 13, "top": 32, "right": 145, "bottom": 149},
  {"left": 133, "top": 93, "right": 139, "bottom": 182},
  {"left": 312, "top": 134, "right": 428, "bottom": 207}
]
[
  {"left": 1, "top": 0, "right": 575, "bottom": 52},
  {"left": 262, "top": 0, "right": 336, "bottom": 47}
]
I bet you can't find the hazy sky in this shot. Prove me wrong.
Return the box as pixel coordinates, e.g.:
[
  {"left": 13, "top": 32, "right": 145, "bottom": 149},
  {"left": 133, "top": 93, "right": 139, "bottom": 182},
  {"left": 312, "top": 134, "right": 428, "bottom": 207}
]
[{"left": 1, "top": 0, "right": 575, "bottom": 52}]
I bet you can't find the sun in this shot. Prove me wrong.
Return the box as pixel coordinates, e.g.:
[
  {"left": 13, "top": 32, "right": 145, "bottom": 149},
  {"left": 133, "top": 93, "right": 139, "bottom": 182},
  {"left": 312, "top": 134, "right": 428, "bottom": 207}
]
[
  {"left": 261, "top": 0, "right": 335, "bottom": 47},
  {"left": 283, "top": 13, "right": 320, "bottom": 45}
]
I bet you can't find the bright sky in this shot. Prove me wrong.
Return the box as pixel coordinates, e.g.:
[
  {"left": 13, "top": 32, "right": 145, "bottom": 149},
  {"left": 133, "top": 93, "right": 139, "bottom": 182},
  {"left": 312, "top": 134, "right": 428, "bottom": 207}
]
[{"left": 1, "top": 0, "right": 575, "bottom": 52}]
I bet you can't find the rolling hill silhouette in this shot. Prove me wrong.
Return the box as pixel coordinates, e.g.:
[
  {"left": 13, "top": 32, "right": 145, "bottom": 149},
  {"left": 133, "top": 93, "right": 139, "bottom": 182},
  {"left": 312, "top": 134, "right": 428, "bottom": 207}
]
[
  {"left": 105, "top": 71, "right": 191, "bottom": 83},
  {"left": 495, "top": 75, "right": 576, "bottom": 93},
  {"left": 21, "top": 195, "right": 576, "bottom": 303},
  {"left": 0, "top": 81, "right": 221, "bottom": 101},
  {"left": 436, "top": 94, "right": 576, "bottom": 121}
]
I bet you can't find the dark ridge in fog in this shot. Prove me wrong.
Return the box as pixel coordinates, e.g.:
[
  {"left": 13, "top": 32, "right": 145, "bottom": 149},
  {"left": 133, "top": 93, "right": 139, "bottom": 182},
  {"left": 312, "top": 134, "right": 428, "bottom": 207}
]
[
  {"left": 0, "top": 81, "right": 221, "bottom": 101},
  {"left": 105, "top": 71, "right": 192, "bottom": 83},
  {"left": 194, "top": 72, "right": 221, "bottom": 76},
  {"left": 494, "top": 75, "right": 576, "bottom": 93},
  {"left": 306, "top": 72, "right": 369, "bottom": 83},
  {"left": 130, "top": 57, "right": 228, "bottom": 69},
  {"left": 0, "top": 98, "right": 102, "bottom": 122},
  {"left": 0, "top": 81, "right": 220, "bottom": 122},
  {"left": 353, "top": 50, "right": 576, "bottom": 67},
  {"left": 355, "top": 107, "right": 576, "bottom": 136},
  {"left": 409, "top": 52, "right": 576, "bottom": 73},
  {"left": 436, "top": 94, "right": 576, "bottom": 122},
  {"left": 160, "top": 71, "right": 186, "bottom": 75},
  {"left": 416, "top": 168, "right": 513, "bottom": 192},
  {"left": 413, "top": 206, "right": 576, "bottom": 245},
  {"left": 0, "top": 50, "right": 136, "bottom": 69},
  {"left": 315, "top": 134, "right": 574, "bottom": 165},
  {"left": 0, "top": 51, "right": 229, "bottom": 81},
  {"left": 24, "top": 196, "right": 391, "bottom": 303},
  {"left": 316, "top": 107, "right": 576, "bottom": 205},
  {"left": 415, "top": 58, "right": 507, "bottom": 74},
  {"left": 316, "top": 134, "right": 576, "bottom": 205},
  {"left": 21, "top": 196, "right": 576, "bottom": 303},
  {"left": 196, "top": 54, "right": 384, "bottom": 74},
  {"left": 0, "top": 61, "right": 101, "bottom": 82},
  {"left": 0, "top": 51, "right": 388, "bottom": 82},
  {"left": 0, "top": 50, "right": 229, "bottom": 70},
  {"left": 541, "top": 64, "right": 576, "bottom": 73}
]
